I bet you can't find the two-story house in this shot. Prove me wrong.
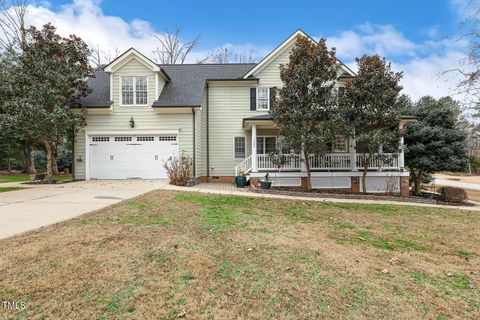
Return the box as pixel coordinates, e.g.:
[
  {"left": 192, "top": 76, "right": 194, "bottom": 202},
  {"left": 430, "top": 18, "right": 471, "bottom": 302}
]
[{"left": 73, "top": 29, "right": 411, "bottom": 195}]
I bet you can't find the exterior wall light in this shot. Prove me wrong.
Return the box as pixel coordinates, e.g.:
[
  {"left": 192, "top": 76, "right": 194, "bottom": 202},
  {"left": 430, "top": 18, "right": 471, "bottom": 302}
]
[{"left": 129, "top": 117, "right": 135, "bottom": 128}]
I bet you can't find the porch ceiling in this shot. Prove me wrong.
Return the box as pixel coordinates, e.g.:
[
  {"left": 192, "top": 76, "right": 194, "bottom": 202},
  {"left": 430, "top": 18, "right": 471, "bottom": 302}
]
[{"left": 243, "top": 114, "right": 276, "bottom": 129}]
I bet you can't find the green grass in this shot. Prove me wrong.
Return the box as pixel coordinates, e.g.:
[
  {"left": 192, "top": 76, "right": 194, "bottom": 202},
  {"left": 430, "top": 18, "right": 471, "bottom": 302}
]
[
  {"left": 0, "top": 186, "right": 24, "bottom": 193},
  {"left": 0, "top": 176, "right": 31, "bottom": 183},
  {"left": 0, "top": 175, "right": 73, "bottom": 184}
]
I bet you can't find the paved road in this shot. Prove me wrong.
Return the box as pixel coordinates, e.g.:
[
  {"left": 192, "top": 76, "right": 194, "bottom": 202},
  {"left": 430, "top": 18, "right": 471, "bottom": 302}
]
[
  {"left": 433, "top": 178, "right": 480, "bottom": 191},
  {"left": 0, "top": 180, "right": 168, "bottom": 240}
]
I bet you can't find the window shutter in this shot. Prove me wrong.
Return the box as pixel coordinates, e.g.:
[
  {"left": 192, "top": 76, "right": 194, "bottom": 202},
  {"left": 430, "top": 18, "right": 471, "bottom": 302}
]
[
  {"left": 250, "top": 88, "right": 256, "bottom": 111},
  {"left": 269, "top": 87, "right": 277, "bottom": 110}
]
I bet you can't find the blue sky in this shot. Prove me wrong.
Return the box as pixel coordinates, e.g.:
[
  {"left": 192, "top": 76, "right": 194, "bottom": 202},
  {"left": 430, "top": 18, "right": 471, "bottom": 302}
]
[{"left": 23, "top": 0, "right": 473, "bottom": 100}]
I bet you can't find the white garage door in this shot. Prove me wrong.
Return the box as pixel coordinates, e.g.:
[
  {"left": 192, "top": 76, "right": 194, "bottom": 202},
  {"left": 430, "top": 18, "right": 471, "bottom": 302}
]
[{"left": 88, "top": 134, "right": 178, "bottom": 179}]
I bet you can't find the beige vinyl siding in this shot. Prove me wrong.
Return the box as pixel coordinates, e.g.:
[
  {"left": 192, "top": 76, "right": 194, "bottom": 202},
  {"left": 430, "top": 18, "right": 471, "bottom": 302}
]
[
  {"left": 255, "top": 41, "right": 295, "bottom": 88},
  {"left": 194, "top": 108, "right": 203, "bottom": 177},
  {"left": 73, "top": 129, "right": 86, "bottom": 179},
  {"left": 74, "top": 58, "right": 193, "bottom": 180},
  {"left": 208, "top": 82, "right": 269, "bottom": 176}
]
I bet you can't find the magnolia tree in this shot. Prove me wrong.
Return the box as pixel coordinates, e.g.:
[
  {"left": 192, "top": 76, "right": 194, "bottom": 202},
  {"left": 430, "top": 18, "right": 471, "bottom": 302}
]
[
  {"left": 404, "top": 96, "right": 468, "bottom": 195},
  {"left": 271, "top": 35, "right": 340, "bottom": 190},
  {"left": 339, "top": 55, "right": 403, "bottom": 194},
  {"left": 10, "top": 23, "right": 93, "bottom": 182}
]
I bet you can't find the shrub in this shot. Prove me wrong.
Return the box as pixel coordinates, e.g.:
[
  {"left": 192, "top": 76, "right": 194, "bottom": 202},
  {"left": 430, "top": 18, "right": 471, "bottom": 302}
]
[
  {"left": 163, "top": 153, "right": 192, "bottom": 186},
  {"left": 439, "top": 186, "right": 468, "bottom": 204}
]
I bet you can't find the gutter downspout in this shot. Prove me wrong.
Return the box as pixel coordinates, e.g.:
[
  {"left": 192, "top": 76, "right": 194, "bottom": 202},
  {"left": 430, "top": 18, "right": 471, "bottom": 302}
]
[
  {"left": 206, "top": 82, "right": 210, "bottom": 181},
  {"left": 192, "top": 107, "right": 196, "bottom": 182}
]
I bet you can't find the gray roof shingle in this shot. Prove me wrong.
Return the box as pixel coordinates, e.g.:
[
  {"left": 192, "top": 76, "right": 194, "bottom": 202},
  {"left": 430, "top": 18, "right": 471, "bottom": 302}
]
[
  {"left": 79, "top": 65, "right": 112, "bottom": 107},
  {"left": 154, "top": 64, "right": 256, "bottom": 107},
  {"left": 79, "top": 63, "right": 256, "bottom": 108}
]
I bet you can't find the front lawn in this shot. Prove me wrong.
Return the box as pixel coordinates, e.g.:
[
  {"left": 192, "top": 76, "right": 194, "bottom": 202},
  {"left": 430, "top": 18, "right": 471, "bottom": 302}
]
[
  {"left": 0, "top": 174, "right": 73, "bottom": 183},
  {"left": 0, "top": 187, "right": 24, "bottom": 193},
  {"left": 0, "top": 190, "right": 479, "bottom": 319}
]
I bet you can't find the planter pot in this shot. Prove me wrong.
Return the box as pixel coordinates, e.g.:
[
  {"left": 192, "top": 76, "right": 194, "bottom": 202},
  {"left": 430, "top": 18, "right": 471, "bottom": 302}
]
[
  {"left": 260, "top": 180, "right": 272, "bottom": 189},
  {"left": 235, "top": 176, "right": 247, "bottom": 188}
]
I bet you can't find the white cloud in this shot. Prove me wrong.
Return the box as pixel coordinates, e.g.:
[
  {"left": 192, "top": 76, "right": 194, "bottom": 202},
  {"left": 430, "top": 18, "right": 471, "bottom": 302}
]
[
  {"left": 325, "top": 23, "right": 469, "bottom": 101},
  {"left": 19, "top": 0, "right": 267, "bottom": 64},
  {"left": 327, "top": 23, "right": 416, "bottom": 60}
]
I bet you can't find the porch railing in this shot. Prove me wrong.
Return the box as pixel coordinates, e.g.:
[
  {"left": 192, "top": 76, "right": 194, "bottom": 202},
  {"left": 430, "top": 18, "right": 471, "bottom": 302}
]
[
  {"left": 234, "top": 153, "right": 401, "bottom": 175},
  {"left": 234, "top": 155, "right": 252, "bottom": 176},
  {"left": 309, "top": 154, "right": 351, "bottom": 170},
  {"left": 355, "top": 153, "right": 399, "bottom": 170},
  {"left": 257, "top": 154, "right": 301, "bottom": 170}
]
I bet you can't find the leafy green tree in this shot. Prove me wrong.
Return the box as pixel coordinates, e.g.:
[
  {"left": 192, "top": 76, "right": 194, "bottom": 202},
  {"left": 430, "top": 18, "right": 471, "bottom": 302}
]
[
  {"left": 271, "top": 35, "right": 341, "bottom": 190},
  {"left": 12, "top": 23, "right": 93, "bottom": 181},
  {"left": 404, "top": 96, "right": 468, "bottom": 195},
  {"left": 339, "top": 55, "right": 403, "bottom": 193}
]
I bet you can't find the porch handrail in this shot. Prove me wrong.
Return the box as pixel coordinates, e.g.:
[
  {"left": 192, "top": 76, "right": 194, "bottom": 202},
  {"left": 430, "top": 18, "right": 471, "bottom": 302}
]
[
  {"left": 257, "top": 153, "right": 301, "bottom": 170},
  {"left": 234, "top": 155, "right": 253, "bottom": 176},
  {"left": 355, "top": 153, "right": 399, "bottom": 170}
]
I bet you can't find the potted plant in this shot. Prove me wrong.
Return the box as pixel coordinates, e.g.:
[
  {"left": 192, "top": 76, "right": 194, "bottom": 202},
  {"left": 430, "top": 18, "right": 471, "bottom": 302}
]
[
  {"left": 235, "top": 170, "right": 247, "bottom": 188},
  {"left": 260, "top": 173, "right": 272, "bottom": 189}
]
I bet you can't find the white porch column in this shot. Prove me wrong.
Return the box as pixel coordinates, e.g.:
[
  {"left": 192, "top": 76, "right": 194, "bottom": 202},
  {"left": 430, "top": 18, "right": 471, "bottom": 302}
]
[
  {"left": 399, "top": 136, "right": 405, "bottom": 170},
  {"left": 251, "top": 124, "right": 258, "bottom": 172},
  {"left": 349, "top": 138, "right": 357, "bottom": 171}
]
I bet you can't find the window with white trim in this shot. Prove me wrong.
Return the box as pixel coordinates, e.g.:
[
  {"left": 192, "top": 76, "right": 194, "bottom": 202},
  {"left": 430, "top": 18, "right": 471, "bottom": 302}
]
[
  {"left": 121, "top": 76, "right": 148, "bottom": 105},
  {"left": 256, "top": 87, "right": 269, "bottom": 110},
  {"left": 256, "top": 136, "right": 276, "bottom": 154},
  {"left": 234, "top": 137, "right": 246, "bottom": 159},
  {"left": 332, "top": 135, "right": 348, "bottom": 153}
]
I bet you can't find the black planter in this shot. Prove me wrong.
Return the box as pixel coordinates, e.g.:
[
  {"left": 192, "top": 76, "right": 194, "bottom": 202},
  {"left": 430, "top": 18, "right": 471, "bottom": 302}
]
[
  {"left": 235, "top": 176, "right": 247, "bottom": 188},
  {"left": 260, "top": 180, "right": 272, "bottom": 189}
]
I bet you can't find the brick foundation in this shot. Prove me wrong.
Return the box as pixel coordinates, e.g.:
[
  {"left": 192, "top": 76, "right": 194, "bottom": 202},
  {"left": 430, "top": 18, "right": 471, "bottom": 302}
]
[
  {"left": 400, "top": 176, "right": 410, "bottom": 197},
  {"left": 351, "top": 176, "right": 360, "bottom": 193},
  {"left": 301, "top": 177, "right": 309, "bottom": 190}
]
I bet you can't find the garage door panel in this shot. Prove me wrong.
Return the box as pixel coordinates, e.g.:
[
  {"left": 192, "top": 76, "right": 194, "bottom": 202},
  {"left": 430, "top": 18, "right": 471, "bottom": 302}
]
[{"left": 89, "top": 134, "right": 178, "bottom": 179}]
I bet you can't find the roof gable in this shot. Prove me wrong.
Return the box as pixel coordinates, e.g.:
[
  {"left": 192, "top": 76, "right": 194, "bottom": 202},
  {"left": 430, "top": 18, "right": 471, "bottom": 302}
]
[
  {"left": 243, "top": 29, "right": 355, "bottom": 79},
  {"left": 104, "top": 48, "right": 161, "bottom": 73}
]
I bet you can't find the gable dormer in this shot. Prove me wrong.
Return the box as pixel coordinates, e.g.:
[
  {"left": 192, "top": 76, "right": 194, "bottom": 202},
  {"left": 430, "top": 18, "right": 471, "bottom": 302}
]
[{"left": 104, "top": 48, "right": 170, "bottom": 108}]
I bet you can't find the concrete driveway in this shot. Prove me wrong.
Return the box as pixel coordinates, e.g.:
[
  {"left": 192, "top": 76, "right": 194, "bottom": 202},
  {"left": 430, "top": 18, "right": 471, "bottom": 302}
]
[{"left": 0, "top": 180, "right": 168, "bottom": 240}]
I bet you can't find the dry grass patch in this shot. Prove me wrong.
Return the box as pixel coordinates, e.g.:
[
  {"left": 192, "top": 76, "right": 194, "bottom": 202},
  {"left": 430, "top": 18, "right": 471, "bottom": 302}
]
[{"left": 0, "top": 190, "right": 479, "bottom": 319}]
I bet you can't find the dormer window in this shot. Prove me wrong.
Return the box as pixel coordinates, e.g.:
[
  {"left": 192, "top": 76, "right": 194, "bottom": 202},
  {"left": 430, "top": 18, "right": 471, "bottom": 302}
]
[
  {"left": 121, "top": 76, "right": 148, "bottom": 106},
  {"left": 256, "top": 87, "right": 270, "bottom": 111}
]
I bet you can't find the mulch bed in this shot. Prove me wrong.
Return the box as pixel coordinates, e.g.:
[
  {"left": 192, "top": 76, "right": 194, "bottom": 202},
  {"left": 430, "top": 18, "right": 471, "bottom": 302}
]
[{"left": 253, "top": 186, "right": 474, "bottom": 206}]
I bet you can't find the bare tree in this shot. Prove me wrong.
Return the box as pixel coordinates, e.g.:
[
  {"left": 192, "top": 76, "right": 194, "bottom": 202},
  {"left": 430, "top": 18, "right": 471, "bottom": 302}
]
[
  {"left": 209, "top": 47, "right": 256, "bottom": 63},
  {"left": 0, "top": 0, "right": 27, "bottom": 50},
  {"left": 90, "top": 45, "right": 121, "bottom": 67},
  {"left": 152, "top": 28, "right": 201, "bottom": 64},
  {"left": 447, "top": 0, "right": 480, "bottom": 115}
]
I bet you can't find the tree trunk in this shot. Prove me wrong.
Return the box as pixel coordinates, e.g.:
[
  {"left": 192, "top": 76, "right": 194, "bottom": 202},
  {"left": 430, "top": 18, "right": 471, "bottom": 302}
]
[
  {"left": 53, "top": 159, "right": 59, "bottom": 175},
  {"left": 22, "top": 147, "right": 36, "bottom": 174},
  {"left": 5, "top": 158, "right": 11, "bottom": 172},
  {"left": 44, "top": 139, "right": 54, "bottom": 183},
  {"left": 303, "top": 149, "right": 312, "bottom": 190},
  {"left": 362, "top": 154, "right": 370, "bottom": 194},
  {"left": 413, "top": 167, "right": 424, "bottom": 196}
]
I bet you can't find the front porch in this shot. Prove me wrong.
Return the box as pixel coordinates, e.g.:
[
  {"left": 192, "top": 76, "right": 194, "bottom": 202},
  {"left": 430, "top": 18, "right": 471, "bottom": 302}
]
[
  {"left": 237, "top": 115, "right": 409, "bottom": 196},
  {"left": 237, "top": 115, "right": 406, "bottom": 176}
]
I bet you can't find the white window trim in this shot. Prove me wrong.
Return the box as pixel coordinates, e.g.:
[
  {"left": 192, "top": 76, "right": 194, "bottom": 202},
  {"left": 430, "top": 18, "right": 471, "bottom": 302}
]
[
  {"left": 233, "top": 136, "right": 246, "bottom": 160},
  {"left": 119, "top": 76, "right": 149, "bottom": 107},
  {"left": 256, "top": 87, "right": 270, "bottom": 111},
  {"left": 256, "top": 136, "right": 277, "bottom": 155}
]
